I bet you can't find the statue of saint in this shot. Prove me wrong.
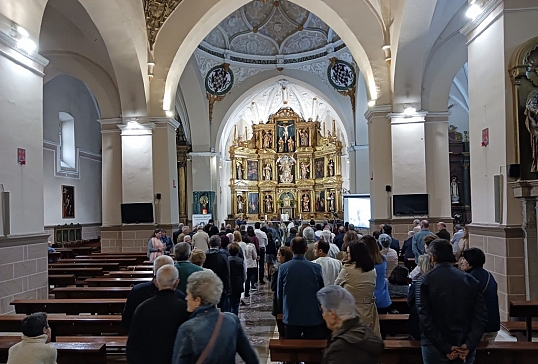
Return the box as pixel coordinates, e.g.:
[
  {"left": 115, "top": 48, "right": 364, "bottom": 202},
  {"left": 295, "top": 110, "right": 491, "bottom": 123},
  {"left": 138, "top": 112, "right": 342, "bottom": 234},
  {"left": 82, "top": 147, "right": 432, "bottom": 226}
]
[
  {"left": 236, "top": 161, "right": 244, "bottom": 180},
  {"left": 263, "top": 163, "right": 272, "bottom": 181},
  {"left": 267, "top": 130, "right": 273, "bottom": 147},
  {"left": 287, "top": 137, "right": 295, "bottom": 152},
  {"left": 300, "top": 161, "right": 310, "bottom": 179},
  {"left": 264, "top": 195, "right": 273, "bottom": 213},
  {"left": 525, "top": 90, "right": 538, "bottom": 172},
  {"left": 237, "top": 195, "right": 244, "bottom": 213},
  {"left": 280, "top": 124, "right": 291, "bottom": 141},
  {"left": 299, "top": 129, "right": 309, "bottom": 146},
  {"left": 302, "top": 193, "right": 310, "bottom": 212},
  {"left": 328, "top": 159, "right": 335, "bottom": 177},
  {"left": 450, "top": 177, "right": 460, "bottom": 204},
  {"left": 278, "top": 137, "right": 284, "bottom": 152},
  {"left": 277, "top": 155, "right": 296, "bottom": 183},
  {"left": 327, "top": 192, "right": 335, "bottom": 212}
]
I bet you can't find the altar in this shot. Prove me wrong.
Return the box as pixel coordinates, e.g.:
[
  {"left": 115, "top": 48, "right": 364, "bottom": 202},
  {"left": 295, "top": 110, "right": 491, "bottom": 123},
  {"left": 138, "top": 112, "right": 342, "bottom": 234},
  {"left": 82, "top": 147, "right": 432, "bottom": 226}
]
[{"left": 229, "top": 107, "right": 343, "bottom": 221}]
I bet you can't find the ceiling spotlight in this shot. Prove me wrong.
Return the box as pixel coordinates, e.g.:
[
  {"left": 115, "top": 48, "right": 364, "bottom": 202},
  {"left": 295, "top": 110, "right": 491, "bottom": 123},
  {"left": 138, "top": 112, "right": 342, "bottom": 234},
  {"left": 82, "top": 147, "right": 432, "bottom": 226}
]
[
  {"left": 403, "top": 105, "right": 416, "bottom": 116},
  {"left": 381, "top": 44, "right": 390, "bottom": 51},
  {"left": 17, "top": 37, "right": 36, "bottom": 53},
  {"left": 466, "top": 4, "right": 482, "bottom": 19},
  {"left": 17, "top": 25, "right": 29, "bottom": 38},
  {"left": 165, "top": 110, "right": 174, "bottom": 117},
  {"left": 368, "top": 100, "right": 376, "bottom": 107}
]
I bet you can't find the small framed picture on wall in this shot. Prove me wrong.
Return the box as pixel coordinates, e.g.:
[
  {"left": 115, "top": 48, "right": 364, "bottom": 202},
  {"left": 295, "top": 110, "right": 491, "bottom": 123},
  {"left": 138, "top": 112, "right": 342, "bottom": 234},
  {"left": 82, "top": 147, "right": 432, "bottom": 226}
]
[{"left": 62, "top": 185, "right": 75, "bottom": 218}]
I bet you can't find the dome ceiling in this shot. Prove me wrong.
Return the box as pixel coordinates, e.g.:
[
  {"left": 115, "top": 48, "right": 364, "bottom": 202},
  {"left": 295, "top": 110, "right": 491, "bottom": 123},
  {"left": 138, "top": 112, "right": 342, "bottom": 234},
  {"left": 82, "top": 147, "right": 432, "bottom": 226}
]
[{"left": 202, "top": 0, "right": 341, "bottom": 58}]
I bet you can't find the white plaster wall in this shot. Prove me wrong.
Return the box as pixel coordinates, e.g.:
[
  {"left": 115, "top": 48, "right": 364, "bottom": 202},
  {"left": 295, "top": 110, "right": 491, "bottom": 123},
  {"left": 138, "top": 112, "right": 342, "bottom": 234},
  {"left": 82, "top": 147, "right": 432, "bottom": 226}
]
[
  {"left": 468, "top": 8, "right": 538, "bottom": 225},
  {"left": 122, "top": 134, "right": 154, "bottom": 203},
  {"left": 391, "top": 120, "right": 427, "bottom": 194},
  {"left": 0, "top": 53, "right": 44, "bottom": 235},
  {"left": 42, "top": 75, "right": 102, "bottom": 226}
]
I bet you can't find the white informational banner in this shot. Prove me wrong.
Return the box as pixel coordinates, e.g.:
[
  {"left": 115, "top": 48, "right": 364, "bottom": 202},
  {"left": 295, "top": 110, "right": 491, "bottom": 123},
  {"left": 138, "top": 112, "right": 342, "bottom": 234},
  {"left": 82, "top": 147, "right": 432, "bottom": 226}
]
[
  {"left": 192, "top": 214, "right": 212, "bottom": 228},
  {"left": 343, "top": 195, "right": 371, "bottom": 228}
]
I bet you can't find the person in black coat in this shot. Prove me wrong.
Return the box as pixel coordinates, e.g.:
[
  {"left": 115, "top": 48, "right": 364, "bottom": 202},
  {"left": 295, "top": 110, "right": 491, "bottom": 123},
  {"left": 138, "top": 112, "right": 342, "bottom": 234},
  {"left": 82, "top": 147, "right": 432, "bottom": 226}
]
[
  {"left": 382, "top": 225, "right": 400, "bottom": 255},
  {"left": 228, "top": 243, "right": 245, "bottom": 315},
  {"left": 204, "top": 219, "right": 220, "bottom": 237},
  {"left": 333, "top": 226, "right": 345, "bottom": 251},
  {"left": 204, "top": 235, "right": 231, "bottom": 312},
  {"left": 122, "top": 256, "right": 185, "bottom": 331},
  {"left": 435, "top": 222, "right": 451, "bottom": 241},
  {"left": 126, "top": 265, "right": 190, "bottom": 364}
]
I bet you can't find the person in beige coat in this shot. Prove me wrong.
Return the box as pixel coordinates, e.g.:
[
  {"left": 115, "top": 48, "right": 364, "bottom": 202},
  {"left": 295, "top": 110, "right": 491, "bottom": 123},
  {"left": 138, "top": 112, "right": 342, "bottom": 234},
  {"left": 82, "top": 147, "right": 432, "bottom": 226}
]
[
  {"left": 192, "top": 226, "right": 210, "bottom": 251},
  {"left": 334, "top": 241, "right": 381, "bottom": 337},
  {"left": 7, "top": 312, "right": 57, "bottom": 364}
]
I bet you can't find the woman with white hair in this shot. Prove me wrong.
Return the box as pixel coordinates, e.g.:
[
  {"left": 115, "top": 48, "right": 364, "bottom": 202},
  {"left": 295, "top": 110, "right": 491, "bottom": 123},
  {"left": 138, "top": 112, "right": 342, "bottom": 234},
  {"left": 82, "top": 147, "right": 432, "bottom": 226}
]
[
  {"left": 317, "top": 285, "right": 384, "bottom": 364},
  {"left": 172, "top": 270, "right": 259, "bottom": 364}
]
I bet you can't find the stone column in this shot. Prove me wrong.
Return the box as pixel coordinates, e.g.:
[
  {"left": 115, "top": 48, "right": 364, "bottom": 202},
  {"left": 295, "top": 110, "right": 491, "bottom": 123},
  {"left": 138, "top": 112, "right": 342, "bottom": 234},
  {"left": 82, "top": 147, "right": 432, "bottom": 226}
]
[
  {"left": 99, "top": 118, "right": 122, "bottom": 227},
  {"left": 366, "top": 105, "right": 392, "bottom": 228},
  {"left": 177, "top": 145, "right": 190, "bottom": 225}
]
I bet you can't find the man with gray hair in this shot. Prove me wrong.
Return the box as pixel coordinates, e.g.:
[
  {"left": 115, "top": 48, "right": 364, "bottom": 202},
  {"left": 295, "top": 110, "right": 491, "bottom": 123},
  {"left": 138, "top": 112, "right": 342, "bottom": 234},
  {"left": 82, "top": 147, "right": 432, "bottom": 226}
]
[
  {"left": 192, "top": 226, "right": 209, "bottom": 251},
  {"left": 451, "top": 224, "right": 465, "bottom": 254},
  {"left": 122, "top": 255, "right": 185, "bottom": 331},
  {"left": 412, "top": 220, "right": 435, "bottom": 263},
  {"left": 203, "top": 234, "right": 231, "bottom": 312},
  {"left": 173, "top": 223, "right": 184, "bottom": 244},
  {"left": 317, "top": 285, "right": 384, "bottom": 362},
  {"left": 127, "top": 265, "right": 190, "bottom": 364},
  {"left": 303, "top": 226, "right": 317, "bottom": 261},
  {"left": 174, "top": 242, "right": 202, "bottom": 294}
]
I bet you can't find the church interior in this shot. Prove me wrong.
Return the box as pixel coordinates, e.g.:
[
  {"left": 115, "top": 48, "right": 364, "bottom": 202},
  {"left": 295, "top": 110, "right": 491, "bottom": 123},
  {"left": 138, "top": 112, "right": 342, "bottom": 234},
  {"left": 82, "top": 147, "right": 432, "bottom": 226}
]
[{"left": 1, "top": 0, "right": 538, "bottom": 362}]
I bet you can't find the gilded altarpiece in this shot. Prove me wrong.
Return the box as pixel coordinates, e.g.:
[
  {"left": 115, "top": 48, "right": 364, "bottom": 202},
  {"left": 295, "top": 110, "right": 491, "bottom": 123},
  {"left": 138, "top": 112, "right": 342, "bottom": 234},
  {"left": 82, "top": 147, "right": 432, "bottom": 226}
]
[{"left": 229, "top": 107, "right": 343, "bottom": 220}]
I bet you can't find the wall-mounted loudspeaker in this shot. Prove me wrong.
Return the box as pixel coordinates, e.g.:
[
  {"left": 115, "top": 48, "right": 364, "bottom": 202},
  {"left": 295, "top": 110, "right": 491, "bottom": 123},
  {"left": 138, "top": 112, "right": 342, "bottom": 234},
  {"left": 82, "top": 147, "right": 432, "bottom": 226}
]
[
  {"left": 156, "top": 193, "right": 162, "bottom": 200},
  {"left": 385, "top": 185, "right": 392, "bottom": 192},
  {"left": 508, "top": 164, "right": 520, "bottom": 178},
  {"left": 493, "top": 175, "right": 503, "bottom": 223}
]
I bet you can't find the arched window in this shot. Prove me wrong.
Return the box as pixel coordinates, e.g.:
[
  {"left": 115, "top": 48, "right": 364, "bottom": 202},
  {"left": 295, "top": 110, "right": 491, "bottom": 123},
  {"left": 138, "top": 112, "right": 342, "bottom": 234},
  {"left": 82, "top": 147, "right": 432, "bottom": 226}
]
[{"left": 59, "top": 112, "right": 75, "bottom": 170}]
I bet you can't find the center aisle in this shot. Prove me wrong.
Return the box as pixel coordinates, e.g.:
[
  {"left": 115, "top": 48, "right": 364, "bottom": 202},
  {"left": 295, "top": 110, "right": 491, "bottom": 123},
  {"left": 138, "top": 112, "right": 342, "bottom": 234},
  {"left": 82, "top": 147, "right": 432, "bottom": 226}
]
[{"left": 237, "top": 283, "right": 276, "bottom": 364}]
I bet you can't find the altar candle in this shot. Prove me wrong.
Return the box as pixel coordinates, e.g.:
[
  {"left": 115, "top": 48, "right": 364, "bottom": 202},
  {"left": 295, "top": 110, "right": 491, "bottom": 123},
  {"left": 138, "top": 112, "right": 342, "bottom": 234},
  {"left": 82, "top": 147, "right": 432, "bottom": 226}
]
[
  {"left": 299, "top": 214, "right": 302, "bottom": 220},
  {"left": 265, "top": 214, "right": 267, "bottom": 221}
]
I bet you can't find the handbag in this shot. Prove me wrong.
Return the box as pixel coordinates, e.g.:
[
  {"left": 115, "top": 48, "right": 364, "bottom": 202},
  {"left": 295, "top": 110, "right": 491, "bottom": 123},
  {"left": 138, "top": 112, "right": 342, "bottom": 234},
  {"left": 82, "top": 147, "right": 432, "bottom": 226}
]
[{"left": 195, "top": 313, "right": 224, "bottom": 364}]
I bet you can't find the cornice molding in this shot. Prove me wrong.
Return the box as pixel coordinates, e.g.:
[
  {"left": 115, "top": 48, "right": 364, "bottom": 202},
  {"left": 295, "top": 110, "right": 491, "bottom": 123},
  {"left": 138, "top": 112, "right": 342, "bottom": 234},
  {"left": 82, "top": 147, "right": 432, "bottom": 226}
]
[
  {"left": 0, "top": 30, "right": 49, "bottom": 67},
  {"left": 150, "top": 117, "right": 180, "bottom": 130},
  {"left": 118, "top": 122, "right": 155, "bottom": 136},
  {"left": 0, "top": 233, "right": 49, "bottom": 248},
  {"left": 460, "top": 0, "right": 503, "bottom": 38},
  {"left": 364, "top": 105, "right": 392, "bottom": 120},
  {"left": 98, "top": 118, "right": 122, "bottom": 125}
]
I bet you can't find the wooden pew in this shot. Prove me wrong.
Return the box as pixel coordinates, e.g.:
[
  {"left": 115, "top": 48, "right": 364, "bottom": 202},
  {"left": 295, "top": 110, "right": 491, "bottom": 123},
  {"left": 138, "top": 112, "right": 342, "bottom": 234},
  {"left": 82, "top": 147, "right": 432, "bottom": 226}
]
[
  {"left": 85, "top": 277, "right": 152, "bottom": 287},
  {"left": 0, "top": 315, "right": 126, "bottom": 340},
  {"left": 11, "top": 299, "right": 126, "bottom": 315},
  {"left": 108, "top": 271, "right": 153, "bottom": 278},
  {"left": 269, "top": 339, "right": 538, "bottom": 364},
  {"left": 56, "top": 336, "right": 127, "bottom": 353},
  {"left": 126, "top": 265, "right": 154, "bottom": 271},
  {"left": 0, "top": 338, "right": 107, "bottom": 364},
  {"left": 48, "top": 267, "right": 104, "bottom": 279},
  {"left": 508, "top": 300, "right": 538, "bottom": 342},
  {"left": 389, "top": 297, "right": 409, "bottom": 314},
  {"left": 51, "top": 287, "right": 132, "bottom": 299},
  {"left": 48, "top": 251, "right": 62, "bottom": 263},
  {"left": 49, "top": 262, "right": 121, "bottom": 272},
  {"left": 378, "top": 314, "right": 409, "bottom": 338},
  {"left": 48, "top": 274, "right": 76, "bottom": 287},
  {"left": 67, "top": 257, "right": 139, "bottom": 266},
  {"left": 76, "top": 255, "right": 146, "bottom": 265}
]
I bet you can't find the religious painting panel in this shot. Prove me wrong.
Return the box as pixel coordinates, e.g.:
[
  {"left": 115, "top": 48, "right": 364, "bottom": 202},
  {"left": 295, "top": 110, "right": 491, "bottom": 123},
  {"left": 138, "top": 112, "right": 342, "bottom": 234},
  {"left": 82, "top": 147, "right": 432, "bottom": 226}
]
[
  {"left": 247, "top": 160, "right": 259, "bottom": 181},
  {"left": 248, "top": 192, "right": 259, "bottom": 214},
  {"left": 298, "top": 158, "right": 311, "bottom": 180},
  {"left": 263, "top": 193, "right": 275, "bottom": 214},
  {"left": 315, "top": 190, "right": 325, "bottom": 212},
  {"left": 62, "top": 185, "right": 75, "bottom": 218},
  {"left": 235, "top": 159, "right": 245, "bottom": 180},
  {"left": 298, "top": 128, "right": 310, "bottom": 147},
  {"left": 314, "top": 157, "right": 325, "bottom": 179},
  {"left": 300, "top": 191, "right": 312, "bottom": 213},
  {"left": 277, "top": 121, "right": 295, "bottom": 153},
  {"left": 261, "top": 129, "right": 274, "bottom": 149},
  {"left": 326, "top": 189, "right": 337, "bottom": 213},
  {"left": 277, "top": 155, "right": 296, "bottom": 183},
  {"left": 261, "top": 160, "right": 274, "bottom": 181}
]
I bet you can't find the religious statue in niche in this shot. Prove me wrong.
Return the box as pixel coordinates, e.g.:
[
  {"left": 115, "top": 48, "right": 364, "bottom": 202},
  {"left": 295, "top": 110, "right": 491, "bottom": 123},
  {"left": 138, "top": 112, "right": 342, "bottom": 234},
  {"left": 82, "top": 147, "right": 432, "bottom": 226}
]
[
  {"left": 263, "top": 163, "right": 272, "bottom": 181},
  {"left": 450, "top": 177, "right": 460, "bottom": 204},
  {"left": 525, "top": 90, "right": 538, "bottom": 172},
  {"left": 278, "top": 137, "right": 284, "bottom": 152},
  {"left": 301, "top": 193, "right": 311, "bottom": 212},
  {"left": 264, "top": 194, "right": 274, "bottom": 213},
  {"left": 300, "top": 161, "right": 310, "bottom": 179},
  {"left": 277, "top": 155, "right": 296, "bottom": 183},
  {"left": 237, "top": 194, "right": 245, "bottom": 213},
  {"left": 236, "top": 160, "right": 244, "bottom": 180},
  {"left": 287, "top": 136, "right": 295, "bottom": 152},
  {"left": 327, "top": 159, "right": 335, "bottom": 177},
  {"left": 248, "top": 193, "right": 259, "bottom": 214},
  {"left": 327, "top": 191, "right": 336, "bottom": 212},
  {"left": 262, "top": 130, "right": 273, "bottom": 149},
  {"left": 247, "top": 161, "right": 259, "bottom": 181},
  {"left": 299, "top": 129, "right": 309, "bottom": 147},
  {"left": 278, "top": 121, "right": 295, "bottom": 153},
  {"left": 315, "top": 158, "right": 325, "bottom": 179},
  {"left": 315, "top": 190, "right": 325, "bottom": 212}
]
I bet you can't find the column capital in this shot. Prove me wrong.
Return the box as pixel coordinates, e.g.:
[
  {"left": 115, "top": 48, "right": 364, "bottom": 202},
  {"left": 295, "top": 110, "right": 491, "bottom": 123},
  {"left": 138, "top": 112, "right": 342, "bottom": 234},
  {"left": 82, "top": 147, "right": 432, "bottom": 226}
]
[
  {"left": 364, "top": 105, "right": 392, "bottom": 120},
  {"left": 99, "top": 118, "right": 122, "bottom": 133},
  {"left": 118, "top": 122, "right": 155, "bottom": 136},
  {"left": 388, "top": 111, "right": 428, "bottom": 125},
  {"left": 150, "top": 117, "right": 180, "bottom": 130},
  {"left": 425, "top": 111, "right": 451, "bottom": 122}
]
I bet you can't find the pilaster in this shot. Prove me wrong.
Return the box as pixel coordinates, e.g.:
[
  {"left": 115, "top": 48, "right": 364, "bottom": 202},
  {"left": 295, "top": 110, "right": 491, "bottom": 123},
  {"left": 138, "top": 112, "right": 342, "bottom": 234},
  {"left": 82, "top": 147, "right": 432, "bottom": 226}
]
[{"left": 99, "top": 118, "right": 122, "bottom": 226}]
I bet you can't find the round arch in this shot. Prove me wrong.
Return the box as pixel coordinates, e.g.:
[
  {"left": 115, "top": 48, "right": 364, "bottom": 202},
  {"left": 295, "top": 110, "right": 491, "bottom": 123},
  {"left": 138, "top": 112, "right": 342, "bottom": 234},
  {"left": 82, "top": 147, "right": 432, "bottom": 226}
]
[
  {"left": 152, "top": 0, "right": 389, "bottom": 116},
  {"left": 43, "top": 51, "right": 121, "bottom": 119}
]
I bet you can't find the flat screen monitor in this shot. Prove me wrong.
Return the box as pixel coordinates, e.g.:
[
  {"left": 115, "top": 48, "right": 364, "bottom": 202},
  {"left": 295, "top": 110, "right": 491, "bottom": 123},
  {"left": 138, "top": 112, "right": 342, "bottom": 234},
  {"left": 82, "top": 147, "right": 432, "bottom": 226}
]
[
  {"left": 121, "top": 203, "right": 154, "bottom": 224},
  {"left": 393, "top": 194, "right": 428, "bottom": 216},
  {"left": 343, "top": 195, "right": 371, "bottom": 228}
]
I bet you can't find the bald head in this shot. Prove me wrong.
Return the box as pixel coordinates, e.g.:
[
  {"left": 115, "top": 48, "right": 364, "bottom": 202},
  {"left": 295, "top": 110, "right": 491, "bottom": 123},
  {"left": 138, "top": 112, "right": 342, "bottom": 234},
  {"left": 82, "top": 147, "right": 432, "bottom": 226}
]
[
  {"left": 156, "top": 265, "right": 179, "bottom": 290},
  {"left": 153, "top": 255, "right": 174, "bottom": 275},
  {"left": 421, "top": 220, "right": 430, "bottom": 229}
]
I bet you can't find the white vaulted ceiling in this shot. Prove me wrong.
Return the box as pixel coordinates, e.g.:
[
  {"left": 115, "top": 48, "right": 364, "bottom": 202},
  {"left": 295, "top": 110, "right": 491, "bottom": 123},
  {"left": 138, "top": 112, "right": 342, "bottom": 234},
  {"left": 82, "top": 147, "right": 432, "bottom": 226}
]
[{"left": 202, "top": 0, "right": 340, "bottom": 58}]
